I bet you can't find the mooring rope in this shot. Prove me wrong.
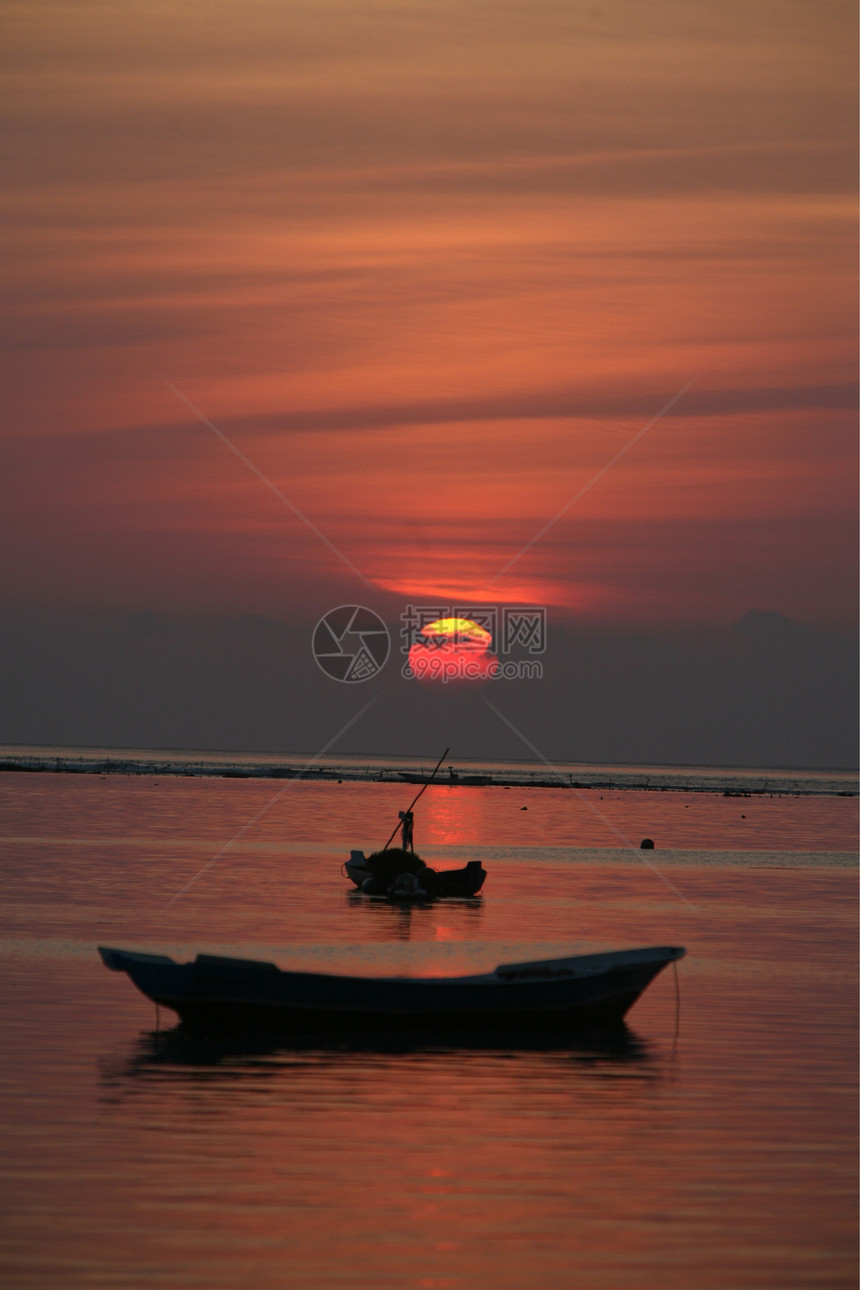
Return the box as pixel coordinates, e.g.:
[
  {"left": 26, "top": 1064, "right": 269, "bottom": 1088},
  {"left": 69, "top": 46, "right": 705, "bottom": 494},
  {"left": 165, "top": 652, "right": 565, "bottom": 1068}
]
[{"left": 672, "top": 958, "right": 681, "bottom": 1054}]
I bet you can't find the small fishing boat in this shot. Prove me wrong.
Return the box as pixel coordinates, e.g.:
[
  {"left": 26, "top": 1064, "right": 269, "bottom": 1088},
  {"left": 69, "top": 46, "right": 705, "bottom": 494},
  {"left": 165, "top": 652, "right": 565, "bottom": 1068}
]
[
  {"left": 98, "top": 944, "right": 685, "bottom": 1034},
  {"left": 398, "top": 769, "right": 493, "bottom": 786},
  {"left": 345, "top": 849, "right": 486, "bottom": 898},
  {"left": 351, "top": 748, "right": 488, "bottom": 898}
]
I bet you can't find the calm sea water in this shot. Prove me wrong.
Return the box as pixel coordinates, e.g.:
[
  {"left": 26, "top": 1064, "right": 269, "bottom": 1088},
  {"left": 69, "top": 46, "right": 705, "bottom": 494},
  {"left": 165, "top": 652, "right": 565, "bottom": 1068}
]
[{"left": 1, "top": 769, "right": 857, "bottom": 1288}]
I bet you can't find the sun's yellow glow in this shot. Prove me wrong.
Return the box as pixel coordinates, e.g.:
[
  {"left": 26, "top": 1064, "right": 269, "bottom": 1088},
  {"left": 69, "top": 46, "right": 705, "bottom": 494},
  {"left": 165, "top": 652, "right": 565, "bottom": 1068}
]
[{"left": 420, "top": 617, "right": 492, "bottom": 645}]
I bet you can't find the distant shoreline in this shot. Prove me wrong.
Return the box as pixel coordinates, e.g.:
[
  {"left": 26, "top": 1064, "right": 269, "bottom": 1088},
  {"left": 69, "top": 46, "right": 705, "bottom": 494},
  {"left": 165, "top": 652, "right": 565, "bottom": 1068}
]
[{"left": 0, "top": 750, "right": 855, "bottom": 797}]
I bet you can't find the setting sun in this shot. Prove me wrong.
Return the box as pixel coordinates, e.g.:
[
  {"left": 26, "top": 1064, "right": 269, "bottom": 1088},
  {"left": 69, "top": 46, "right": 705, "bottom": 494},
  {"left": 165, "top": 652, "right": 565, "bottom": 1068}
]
[{"left": 408, "top": 617, "right": 499, "bottom": 683}]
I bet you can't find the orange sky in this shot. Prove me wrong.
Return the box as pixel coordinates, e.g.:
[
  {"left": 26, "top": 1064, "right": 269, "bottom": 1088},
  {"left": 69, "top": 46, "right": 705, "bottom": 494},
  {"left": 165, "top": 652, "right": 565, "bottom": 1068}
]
[{"left": 1, "top": 0, "right": 856, "bottom": 628}]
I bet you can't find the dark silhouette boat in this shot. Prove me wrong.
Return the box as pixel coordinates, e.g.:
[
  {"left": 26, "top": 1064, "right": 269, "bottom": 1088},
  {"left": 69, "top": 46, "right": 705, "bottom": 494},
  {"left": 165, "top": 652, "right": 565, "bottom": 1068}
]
[
  {"left": 344, "top": 848, "right": 486, "bottom": 898},
  {"left": 397, "top": 769, "right": 493, "bottom": 785},
  {"left": 98, "top": 944, "right": 686, "bottom": 1035}
]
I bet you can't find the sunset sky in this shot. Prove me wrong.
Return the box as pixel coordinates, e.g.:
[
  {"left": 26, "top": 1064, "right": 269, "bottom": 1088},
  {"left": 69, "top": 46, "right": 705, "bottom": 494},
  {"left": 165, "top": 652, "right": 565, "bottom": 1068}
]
[{"left": 1, "top": 0, "right": 856, "bottom": 763}]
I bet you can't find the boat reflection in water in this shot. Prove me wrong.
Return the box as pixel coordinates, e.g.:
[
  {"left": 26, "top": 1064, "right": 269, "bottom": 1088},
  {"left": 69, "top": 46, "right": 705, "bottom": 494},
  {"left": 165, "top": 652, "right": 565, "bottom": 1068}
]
[{"left": 105, "top": 1013, "right": 658, "bottom": 1080}]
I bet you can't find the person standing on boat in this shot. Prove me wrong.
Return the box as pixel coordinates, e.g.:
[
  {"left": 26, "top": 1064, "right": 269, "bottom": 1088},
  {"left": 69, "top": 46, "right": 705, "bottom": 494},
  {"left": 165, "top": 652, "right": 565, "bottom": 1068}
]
[{"left": 399, "top": 809, "right": 414, "bottom": 852}]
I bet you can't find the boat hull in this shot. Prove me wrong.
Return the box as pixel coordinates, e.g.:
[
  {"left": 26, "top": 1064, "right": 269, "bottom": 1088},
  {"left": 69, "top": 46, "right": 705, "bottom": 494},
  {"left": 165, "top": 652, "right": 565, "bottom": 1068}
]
[
  {"left": 397, "top": 772, "right": 493, "bottom": 785},
  {"left": 99, "top": 945, "right": 685, "bottom": 1035}
]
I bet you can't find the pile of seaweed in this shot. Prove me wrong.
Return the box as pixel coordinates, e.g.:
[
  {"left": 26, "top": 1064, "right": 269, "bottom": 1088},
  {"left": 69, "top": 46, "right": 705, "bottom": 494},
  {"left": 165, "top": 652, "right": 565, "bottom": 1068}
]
[
  {"left": 357, "top": 847, "right": 486, "bottom": 899},
  {"left": 364, "top": 848, "right": 429, "bottom": 883}
]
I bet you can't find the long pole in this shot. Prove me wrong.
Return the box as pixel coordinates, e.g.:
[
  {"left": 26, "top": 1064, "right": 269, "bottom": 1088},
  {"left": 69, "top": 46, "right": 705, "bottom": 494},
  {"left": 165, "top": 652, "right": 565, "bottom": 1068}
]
[{"left": 381, "top": 747, "right": 450, "bottom": 850}]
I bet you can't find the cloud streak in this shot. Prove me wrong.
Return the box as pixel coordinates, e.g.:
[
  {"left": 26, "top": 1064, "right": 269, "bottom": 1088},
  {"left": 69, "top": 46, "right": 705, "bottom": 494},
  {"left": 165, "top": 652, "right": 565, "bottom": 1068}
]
[{"left": 0, "top": 0, "right": 855, "bottom": 649}]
